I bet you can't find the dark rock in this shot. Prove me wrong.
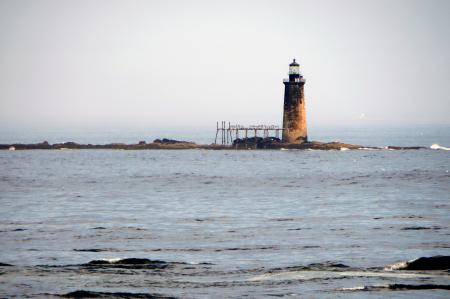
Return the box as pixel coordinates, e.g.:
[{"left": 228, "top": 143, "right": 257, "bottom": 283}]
[
  {"left": 111, "top": 258, "right": 166, "bottom": 265},
  {"left": 388, "top": 284, "right": 450, "bottom": 290},
  {"left": 233, "top": 137, "right": 281, "bottom": 149},
  {"left": 401, "top": 226, "right": 441, "bottom": 230},
  {"left": 0, "top": 263, "right": 13, "bottom": 266},
  {"left": 269, "top": 261, "right": 350, "bottom": 273},
  {"left": 84, "top": 258, "right": 169, "bottom": 269},
  {"left": 61, "top": 142, "right": 81, "bottom": 149},
  {"left": 307, "top": 262, "right": 350, "bottom": 269},
  {"left": 60, "top": 290, "right": 177, "bottom": 298},
  {"left": 387, "top": 146, "right": 426, "bottom": 150},
  {"left": 342, "top": 284, "right": 450, "bottom": 292},
  {"left": 394, "top": 256, "right": 450, "bottom": 270},
  {"left": 401, "top": 226, "right": 431, "bottom": 230},
  {"left": 153, "top": 138, "right": 187, "bottom": 144},
  {"left": 39, "top": 141, "right": 51, "bottom": 149}
]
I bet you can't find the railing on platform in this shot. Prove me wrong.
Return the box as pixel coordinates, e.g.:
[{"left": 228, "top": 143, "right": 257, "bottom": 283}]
[
  {"left": 214, "top": 121, "right": 286, "bottom": 146},
  {"left": 283, "top": 77, "right": 306, "bottom": 83}
]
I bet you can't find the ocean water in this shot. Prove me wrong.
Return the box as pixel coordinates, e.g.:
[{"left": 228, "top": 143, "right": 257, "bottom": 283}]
[{"left": 0, "top": 126, "right": 449, "bottom": 298}]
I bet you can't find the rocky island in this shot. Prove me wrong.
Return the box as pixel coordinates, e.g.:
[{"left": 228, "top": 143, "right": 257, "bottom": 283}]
[{"left": 0, "top": 138, "right": 426, "bottom": 151}]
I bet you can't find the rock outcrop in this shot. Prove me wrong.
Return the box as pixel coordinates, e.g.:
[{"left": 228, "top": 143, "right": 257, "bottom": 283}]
[{"left": 0, "top": 140, "right": 427, "bottom": 151}]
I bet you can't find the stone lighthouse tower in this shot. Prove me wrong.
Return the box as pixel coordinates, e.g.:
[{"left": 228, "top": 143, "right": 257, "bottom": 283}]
[{"left": 282, "top": 59, "right": 308, "bottom": 143}]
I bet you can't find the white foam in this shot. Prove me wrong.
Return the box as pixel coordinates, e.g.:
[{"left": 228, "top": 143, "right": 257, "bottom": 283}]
[
  {"left": 340, "top": 147, "right": 349, "bottom": 151},
  {"left": 249, "top": 269, "right": 441, "bottom": 282},
  {"left": 430, "top": 144, "right": 450, "bottom": 151},
  {"left": 249, "top": 272, "right": 308, "bottom": 281},
  {"left": 340, "top": 285, "right": 389, "bottom": 291},
  {"left": 340, "top": 271, "right": 435, "bottom": 278},
  {"left": 384, "top": 260, "right": 408, "bottom": 270},
  {"left": 101, "top": 258, "right": 123, "bottom": 263}
]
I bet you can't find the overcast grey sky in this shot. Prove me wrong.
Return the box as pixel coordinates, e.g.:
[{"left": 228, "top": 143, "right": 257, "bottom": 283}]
[{"left": 0, "top": 0, "right": 449, "bottom": 129}]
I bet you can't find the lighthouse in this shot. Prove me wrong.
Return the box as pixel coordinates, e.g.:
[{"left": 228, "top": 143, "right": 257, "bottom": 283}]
[{"left": 282, "top": 59, "right": 308, "bottom": 143}]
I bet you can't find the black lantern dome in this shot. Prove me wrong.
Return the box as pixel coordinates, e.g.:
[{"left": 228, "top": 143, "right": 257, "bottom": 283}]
[
  {"left": 289, "top": 58, "right": 299, "bottom": 67},
  {"left": 288, "top": 58, "right": 301, "bottom": 78}
]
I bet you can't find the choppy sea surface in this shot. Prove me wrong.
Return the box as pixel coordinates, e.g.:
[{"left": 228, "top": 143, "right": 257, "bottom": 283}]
[{"left": 0, "top": 126, "right": 449, "bottom": 298}]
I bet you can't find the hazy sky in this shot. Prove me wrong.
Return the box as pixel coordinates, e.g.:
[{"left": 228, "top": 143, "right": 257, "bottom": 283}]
[{"left": 0, "top": 0, "right": 449, "bottom": 129}]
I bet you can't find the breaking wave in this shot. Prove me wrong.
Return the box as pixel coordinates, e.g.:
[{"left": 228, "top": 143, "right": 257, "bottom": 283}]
[{"left": 430, "top": 144, "right": 450, "bottom": 150}]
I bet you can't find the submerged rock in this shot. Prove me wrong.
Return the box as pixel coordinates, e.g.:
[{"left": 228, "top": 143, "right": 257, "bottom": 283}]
[
  {"left": 388, "top": 284, "right": 450, "bottom": 290},
  {"left": 60, "top": 290, "right": 177, "bottom": 298},
  {"left": 268, "top": 261, "right": 351, "bottom": 273},
  {"left": 73, "top": 249, "right": 107, "bottom": 252},
  {"left": 341, "top": 284, "right": 450, "bottom": 292},
  {"left": 386, "top": 145, "right": 426, "bottom": 150},
  {"left": 83, "top": 258, "right": 169, "bottom": 269}
]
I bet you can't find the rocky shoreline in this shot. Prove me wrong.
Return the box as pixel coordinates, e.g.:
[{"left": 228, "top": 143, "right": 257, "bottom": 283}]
[{"left": 0, "top": 138, "right": 427, "bottom": 151}]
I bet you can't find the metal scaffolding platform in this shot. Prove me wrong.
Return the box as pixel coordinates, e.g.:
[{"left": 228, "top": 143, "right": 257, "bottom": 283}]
[{"left": 215, "top": 121, "right": 285, "bottom": 145}]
